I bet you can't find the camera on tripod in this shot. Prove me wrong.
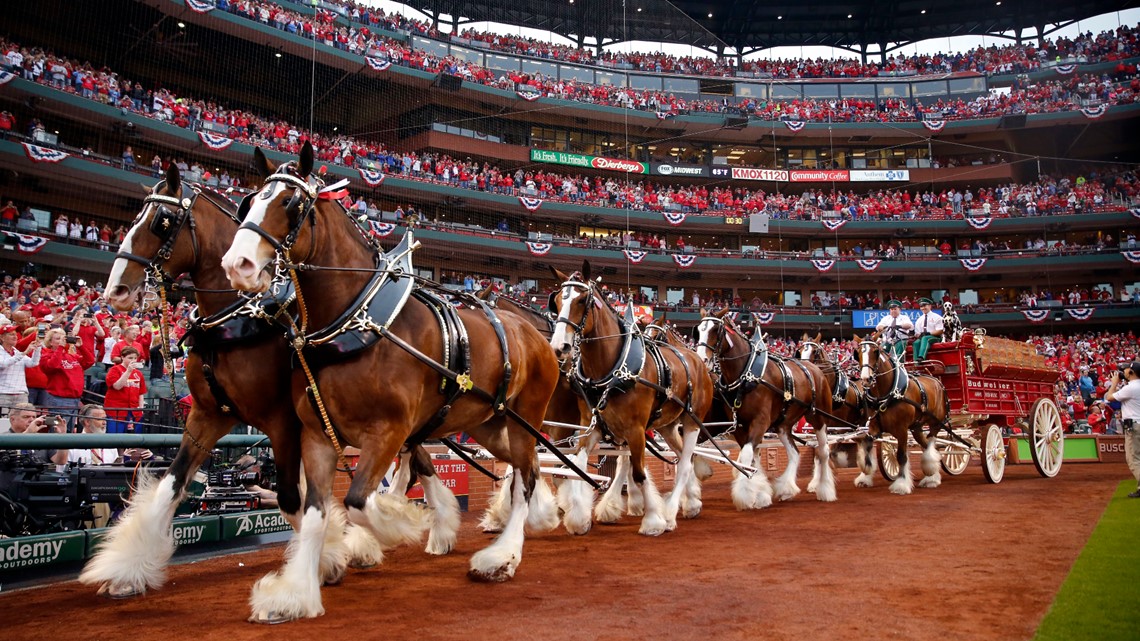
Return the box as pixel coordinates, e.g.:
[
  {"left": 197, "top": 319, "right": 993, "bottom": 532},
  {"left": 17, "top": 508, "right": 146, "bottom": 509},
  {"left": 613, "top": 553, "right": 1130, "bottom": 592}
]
[{"left": 194, "top": 450, "right": 276, "bottom": 516}]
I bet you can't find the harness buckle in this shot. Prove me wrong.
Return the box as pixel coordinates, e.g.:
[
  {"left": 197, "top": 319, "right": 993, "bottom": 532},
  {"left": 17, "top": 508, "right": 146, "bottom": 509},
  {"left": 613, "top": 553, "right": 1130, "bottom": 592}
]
[{"left": 455, "top": 373, "right": 474, "bottom": 392}]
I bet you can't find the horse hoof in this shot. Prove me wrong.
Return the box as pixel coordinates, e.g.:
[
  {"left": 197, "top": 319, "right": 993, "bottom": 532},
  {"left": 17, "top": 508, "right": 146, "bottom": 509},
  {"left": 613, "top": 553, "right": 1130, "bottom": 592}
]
[
  {"left": 348, "top": 561, "right": 376, "bottom": 570},
  {"left": 638, "top": 527, "right": 665, "bottom": 537},
  {"left": 682, "top": 507, "right": 702, "bottom": 519},
  {"left": 249, "top": 612, "right": 295, "bottom": 625},
  {"left": 481, "top": 526, "right": 503, "bottom": 535},
  {"left": 103, "top": 588, "right": 144, "bottom": 600},
  {"left": 467, "top": 566, "right": 513, "bottom": 583}
]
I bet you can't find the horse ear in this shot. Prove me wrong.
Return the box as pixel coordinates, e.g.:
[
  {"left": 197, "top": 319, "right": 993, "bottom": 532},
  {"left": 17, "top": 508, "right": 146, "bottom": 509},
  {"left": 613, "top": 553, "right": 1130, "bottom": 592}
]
[
  {"left": 814, "top": 332, "right": 822, "bottom": 343},
  {"left": 298, "top": 141, "right": 315, "bottom": 178},
  {"left": 699, "top": 308, "right": 708, "bottom": 318},
  {"left": 475, "top": 286, "right": 491, "bottom": 301},
  {"left": 549, "top": 265, "right": 568, "bottom": 282},
  {"left": 581, "top": 260, "right": 592, "bottom": 282},
  {"left": 659, "top": 310, "right": 668, "bottom": 323},
  {"left": 714, "top": 306, "right": 730, "bottom": 319},
  {"left": 252, "top": 146, "right": 274, "bottom": 180},
  {"left": 852, "top": 333, "right": 862, "bottom": 343},
  {"left": 165, "top": 162, "right": 181, "bottom": 196}
]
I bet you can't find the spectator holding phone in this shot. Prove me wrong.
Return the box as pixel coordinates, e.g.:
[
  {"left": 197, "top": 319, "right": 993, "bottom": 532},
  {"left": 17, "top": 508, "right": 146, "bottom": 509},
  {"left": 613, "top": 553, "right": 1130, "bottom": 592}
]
[
  {"left": 4, "top": 402, "right": 67, "bottom": 464},
  {"left": 38, "top": 327, "right": 94, "bottom": 431},
  {"left": 0, "top": 324, "right": 40, "bottom": 414},
  {"left": 104, "top": 346, "right": 146, "bottom": 434}
]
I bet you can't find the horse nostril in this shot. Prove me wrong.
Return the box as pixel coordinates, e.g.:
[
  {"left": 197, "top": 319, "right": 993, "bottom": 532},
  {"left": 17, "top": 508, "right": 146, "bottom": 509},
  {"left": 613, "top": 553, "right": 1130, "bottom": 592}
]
[{"left": 108, "top": 285, "right": 129, "bottom": 299}]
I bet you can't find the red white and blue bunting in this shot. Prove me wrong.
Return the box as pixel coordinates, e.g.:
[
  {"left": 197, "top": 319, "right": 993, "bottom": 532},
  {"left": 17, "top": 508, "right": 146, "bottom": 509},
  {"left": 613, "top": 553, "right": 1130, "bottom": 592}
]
[
  {"left": 856, "top": 259, "right": 881, "bottom": 272},
  {"left": 22, "top": 143, "right": 69, "bottom": 163},
  {"left": 1066, "top": 307, "right": 1095, "bottom": 321},
  {"left": 811, "top": 259, "right": 836, "bottom": 272},
  {"left": 525, "top": 241, "right": 552, "bottom": 256},
  {"left": 1122, "top": 250, "right": 1140, "bottom": 264},
  {"left": 1129, "top": 208, "right": 1140, "bottom": 220},
  {"left": 9, "top": 233, "right": 49, "bottom": 254},
  {"left": 358, "top": 168, "right": 385, "bottom": 187},
  {"left": 1021, "top": 309, "right": 1050, "bottom": 323},
  {"left": 515, "top": 87, "right": 543, "bottom": 102},
  {"left": 0, "top": 70, "right": 15, "bottom": 86},
  {"left": 784, "top": 120, "right": 806, "bottom": 132},
  {"left": 1054, "top": 64, "right": 1077, "bottom": 75},
  {"left": 965, "top": 216, "right": 992, "bottom": 230},
  {"left": 186, "top": 0, "right": 216, "bottom": 13},
  {"left": 518, "top": 196, "right": 543, "bottom": 212},
  {"left": 655, "top": 111, "right": 675, "bottom": 120},
  {"left": 197, "top": 131, "right": 234, "bottom": 151},
  {"left": 921, "top": 119, "right": 946, "bottom": 132},
  {"left": 821, "top": 219, "right": 847, "bottom": 231},
  {"left": 673, "top": 254, "right": 696, "bottom": 269},
  {"left": 1080, "top": 104, "right": 1108, "bottom": 120},
  {"left": 365, "top": 57, "right": 391, "bottom": 72},
  {"left": 754, "top": 312, "right": 776, "bottom": 325},
  {"left": 368, "top": 221, "right": 396, "bottom": 237},
  {"left": 663, "top": 210, "right": 686, "bottom": 226},
  {"left": 624, "top": 249, "right": 647, "bottom": 263},
  {"left": 960, "top": 257, "right": 987, "bottom": 271}
]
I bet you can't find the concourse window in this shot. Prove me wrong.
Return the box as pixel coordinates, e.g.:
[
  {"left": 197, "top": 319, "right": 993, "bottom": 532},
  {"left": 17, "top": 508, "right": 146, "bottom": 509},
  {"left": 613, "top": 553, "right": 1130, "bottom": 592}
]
[
  {"left": 560, "top": 65, "right": 594, "bottom": 83},
  {"left": 949, "top": 77, "right": 987, "bottom": 95},
  {"left": 877, "top": 83, "right": 910, "bottom": 99},
  {"left": 629, "top": 75, "right": 663, "bottom": 91},
  {"left": 913, "top": 80, "right": 949, "bottom": 98},
  {"left": 596, "top": 71, "right": 627, "bottom": 87},
  {"left": 840, "top": 83, "right": 876, "bottom": 99},
  {"left": 770, "top": 84, "right": 802, "bottom": 100},
  {"left": 736, "top": 83, "right": 768, "bottom": 100},
  {"left": 803, "top": 84, "right": 838, "bottom": 99}
]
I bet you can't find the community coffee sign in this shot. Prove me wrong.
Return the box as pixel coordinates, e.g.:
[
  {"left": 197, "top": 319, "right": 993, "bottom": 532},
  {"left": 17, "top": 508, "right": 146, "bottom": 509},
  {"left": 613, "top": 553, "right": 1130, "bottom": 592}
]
[
  {"left": 652, "top": 163, "right": 708, "bottom": 177},
  {"left": 790, "top": 169, "right": 849, "bottom": 182},
  {"left": 530, "top": 149, "right": 648, "bottom": 174}
]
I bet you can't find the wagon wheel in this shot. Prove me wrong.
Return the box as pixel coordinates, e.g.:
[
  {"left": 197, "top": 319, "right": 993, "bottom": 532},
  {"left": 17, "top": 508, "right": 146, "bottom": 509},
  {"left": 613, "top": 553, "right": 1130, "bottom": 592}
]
[
  {"left": 1029, "top": 398, "right": 1064, "bottom": 478},
  {"left": 980, "top": 424, "right": 1006, "bottom": 484},
  {"left": 878, "top": 436, "right": 899, "bottom": 482},
  {"left": 939, "top": 440, "right": 971, "bottom": 476}
]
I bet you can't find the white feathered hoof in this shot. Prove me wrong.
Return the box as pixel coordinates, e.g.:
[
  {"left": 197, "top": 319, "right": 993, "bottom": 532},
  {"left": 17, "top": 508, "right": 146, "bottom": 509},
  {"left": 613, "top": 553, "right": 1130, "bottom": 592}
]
[
  {"left": 594, "top": 494, "right": 625, "bottom": 524},
  {"left": 681, "top": 498, "right": 703, "bottom": 519},
  {"left": 773, "top": 478, "right": 801, "bottom": 502},
  {"left": 918, "top": 473, "right": 942, "bottom": 489},
  {"left": 638, "top": 512, "right": 668, "bottom": 537},
  {"left": 467, "top": 551, "right": 519, "bottom": 583},
  {"left": 814, "top": 478, "right": 838, "bottom": 503},
  {"left": 889, "top": 476, "right": 914, "bottom": 496},
  {"left": 344, "top": 524, "right": 384, "bottom": 569},
  {"left": 854, "top": 472, "right": 874, "bottom": 488},
  {"left": 248, "top": 572, "right": 323, "bottom": 624},
  {"left": 693, "top": 457, "right": 714, "bottom": 482}
]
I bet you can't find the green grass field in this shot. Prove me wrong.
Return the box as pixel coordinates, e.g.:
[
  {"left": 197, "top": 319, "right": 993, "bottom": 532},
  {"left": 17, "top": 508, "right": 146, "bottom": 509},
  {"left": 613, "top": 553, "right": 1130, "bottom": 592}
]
[{"left": 1034, "top": 481, "right": 1140, "bottom": 641}]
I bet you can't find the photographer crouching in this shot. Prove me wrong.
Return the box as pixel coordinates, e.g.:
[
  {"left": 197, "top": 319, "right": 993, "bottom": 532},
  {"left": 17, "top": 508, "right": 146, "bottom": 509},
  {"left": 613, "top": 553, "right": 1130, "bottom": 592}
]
[
  {"left": 0, "top": 402, "right": 67, "bottom": 494},
  {"left": 1105, "top": 361, "right": 1140, "bottom": 498}
]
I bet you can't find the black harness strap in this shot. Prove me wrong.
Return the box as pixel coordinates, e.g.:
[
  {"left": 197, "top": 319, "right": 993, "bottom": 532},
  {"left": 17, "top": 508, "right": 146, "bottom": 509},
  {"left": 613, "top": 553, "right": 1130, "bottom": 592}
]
[
  {"left": 437, "top": 439, "right": 504, "bottom": 481},
  {"left": 469, "top": 297, "right": 513, "bottom": 414}
]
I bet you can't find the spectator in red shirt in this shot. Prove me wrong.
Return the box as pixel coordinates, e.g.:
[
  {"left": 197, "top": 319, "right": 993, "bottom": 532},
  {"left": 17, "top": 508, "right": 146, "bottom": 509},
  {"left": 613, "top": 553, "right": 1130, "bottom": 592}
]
[
  {"left": 38, "top": 328, "right": 95, "bottom": 431},
  {"left": 103, "top": 346, "right": 147, "bottom": 434}
]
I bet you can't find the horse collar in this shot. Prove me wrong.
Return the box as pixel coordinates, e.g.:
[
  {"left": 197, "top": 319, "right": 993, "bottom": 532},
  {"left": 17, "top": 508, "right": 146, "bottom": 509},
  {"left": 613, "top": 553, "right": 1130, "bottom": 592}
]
[{"left": 570, "top": 300, "right": 644, "bottom": 398}]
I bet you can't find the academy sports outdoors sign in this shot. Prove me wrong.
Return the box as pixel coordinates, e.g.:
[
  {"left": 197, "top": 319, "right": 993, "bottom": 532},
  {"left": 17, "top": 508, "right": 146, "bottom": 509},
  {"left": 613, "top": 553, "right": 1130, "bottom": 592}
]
[
  {"left": 530, "top": 149, "right": 648, "bottom": 174},
  {"left": 0, "top": 532, "right": 85, "bottom": 571}
]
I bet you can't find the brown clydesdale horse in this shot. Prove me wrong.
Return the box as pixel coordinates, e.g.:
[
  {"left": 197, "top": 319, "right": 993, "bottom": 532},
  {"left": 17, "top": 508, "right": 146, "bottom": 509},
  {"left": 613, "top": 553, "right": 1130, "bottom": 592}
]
[
  {"left": 856, "top": 338, "right": 951, "bottom": 494},
  {"left": 222, "top": 143, "right": 562, "bottom": 621},
  {"left": 695, "top": 308, "right": 837, "bottom": 509},
  {"left": 798, "top": 332, "right": 870, "bottom": 489},
  {"left": 549, "top": 262, "right": 713, "bottom": 535}
]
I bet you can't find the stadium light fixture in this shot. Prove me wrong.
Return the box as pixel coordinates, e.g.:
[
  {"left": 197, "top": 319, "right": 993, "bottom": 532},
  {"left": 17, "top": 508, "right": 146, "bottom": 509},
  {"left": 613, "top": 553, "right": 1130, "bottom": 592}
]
[
  {"left": 275, "top": 52, "right": 282, "bottom": 58},
  {"left": 921, "top": 9, "right": 926, "bottom": 14},
  {"left": 177, "top": 21, "right": 186, "bottom": 28},
  {"left": 708, "top": 12, "right": 713, "bottom": 18},
  {"left": 637, "top": 7, "right": 642, "bottom": 11},
  {"left": 777, "top": 16, "right": 782, "bottom": 20},
  {"left": 847, "top": 14, "right": 853, "bottom": 18}
]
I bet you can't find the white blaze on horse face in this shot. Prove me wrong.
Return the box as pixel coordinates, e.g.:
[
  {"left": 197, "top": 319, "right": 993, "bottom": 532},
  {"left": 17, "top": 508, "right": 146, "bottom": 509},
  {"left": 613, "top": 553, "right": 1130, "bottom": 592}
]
[
  {"left": 799, "top": 343, "right": 813, "bottom": 361},
  {"left": 549, "top": 286, "right": 582, "bottom": 353},
  {"left": 695, "top": 319, "right": 715, "bottom": 363},
  {"left": 106, "top": 203, "right": 157, "bottom": 308},
  {"left": 859, "top": 343, "right": 873, "bottom": 381},
  {"left": 222, "top": 181, "right": 287, "bottom": 291}
]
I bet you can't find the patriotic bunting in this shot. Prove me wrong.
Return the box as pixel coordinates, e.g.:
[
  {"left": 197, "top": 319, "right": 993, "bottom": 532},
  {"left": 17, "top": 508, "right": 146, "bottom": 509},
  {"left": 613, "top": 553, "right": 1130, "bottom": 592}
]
[
  {"left": 525, "top": 241, "right": 553, "bottom": 256},
  {"left": 359, "top": 168, "right": 385, "bottom": 187},
  {"left": 663, "top": 210, "right": 686, "bottom": 226},
  {"left": 965, "top": 216, "right": 992, "bottom": 230},
  {"left": 856, "top": 259, "right": 881, "bottom": 272},
  {"left": 0, "top": 70, "right": 15, "bottom": 86},
  {"left": 821, "top": 219, "right": 847, "bottom": 231},
  {"left": 368, "top": 221, "right": 396, "bottom": 237},
  {"left": 921, "top": 119, "right": 946, "bottom": 132},
  {"left": 624, "top": 249, "right": 647, "bottom": 263},
  {"left": 186, "top": 0, "right": 216, "bottom": 13},
  {"left": 1066, "top": 308, "right": 1095, "bottom": 321},
  {"left": 1122, "top": 250, "right": 1140, "bottom": 264},
  {"left": 784, "top": 120, "right": 806, "bottom": 132},
  {"left": 754, "top": 312, "right": 775, "bottom": 325},
  {"left": 673, "top": 254, "right": 696, "bottom": 268},
  {"left": 22, "top": 143, "right": 69, "bottom": 163},
  {"left": 1021, "top": 309, "right": 1050, "bottom": 323},
  {"left": 515, "top": 87, "right": 543, "bottom": 102},
  {"left": 365, "top": 57, "right": 391, "bottom": 72},
  {"left": 810, "top": 259, "right": 836, "bottom": 272},
  {"left": 1054, "top": 64, "right": 1077, "bottom": 75},
  {"left": 1130, "top": 208, "right": 1140, "bottom": 220},
  {"left": 1080, "top": 104, "right": 1108, "bottom": 119},
  {"left": 518, "top": 196, "right": 543, "bottom": 211},
  {"left": 9, "top": 233, "right": 48, "bottom": 254},
  {"left": 655, "top": 111, "right": 675, "bottom": 120},
  {"left": 197, "top": 131, "right": 234, "bottom": 150},
  {"left": 960, "top": 257, "right": 987, "bottom": 271}
]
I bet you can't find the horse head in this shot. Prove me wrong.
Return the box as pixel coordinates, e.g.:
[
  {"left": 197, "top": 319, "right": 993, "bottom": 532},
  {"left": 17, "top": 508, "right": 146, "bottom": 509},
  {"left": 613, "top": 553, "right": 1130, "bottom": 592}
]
[
  {"left": 857, "top": 339, "right": 886, "bottom": 384},
  {"left": 222, "top": 142, "right": 320, "bottom": 293},
  {"left": 798, "top": 330, "right": 823, "bottom": 361},
  {"left": 106, "top": 163, "right": 236, "bottom": 311},
  {"left": 547, "top": 261, "right": 598, "bottom": 360},
  {"left": 695, "top": 306, "right": 734, "bottom": 365}
]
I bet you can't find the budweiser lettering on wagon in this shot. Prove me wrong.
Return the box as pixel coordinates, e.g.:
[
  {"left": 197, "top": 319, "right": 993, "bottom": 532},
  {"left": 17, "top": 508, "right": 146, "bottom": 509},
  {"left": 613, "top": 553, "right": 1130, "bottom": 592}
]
[{"left": 731, "top": 167, "right": 789, "bottom": 181}]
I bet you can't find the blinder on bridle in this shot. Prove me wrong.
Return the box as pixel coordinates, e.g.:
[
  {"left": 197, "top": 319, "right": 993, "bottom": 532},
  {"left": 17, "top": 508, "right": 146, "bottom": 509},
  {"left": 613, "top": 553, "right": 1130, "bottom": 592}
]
[
  {"left": 116, "top": 180, "right": 201, "bottom": 284},
  {"left": 236, "top": 163, "right": 321, "bottom": 256},
  {"left": 551, "top": 274, "right": 593, "bottom": 333}
]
